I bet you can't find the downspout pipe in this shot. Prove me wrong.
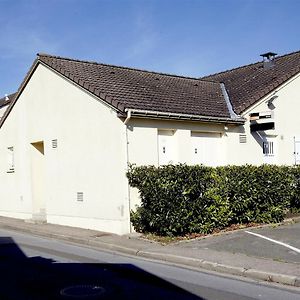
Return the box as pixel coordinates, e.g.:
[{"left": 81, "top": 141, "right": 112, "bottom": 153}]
[
  {"left": 123, "top": 109, "right": 132, "bottom": 232},
  {"left": 124, "top": 109, "right": 132, "bottom": 125}
]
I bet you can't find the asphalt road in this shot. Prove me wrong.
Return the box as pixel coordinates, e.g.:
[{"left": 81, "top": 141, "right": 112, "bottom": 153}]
[
  {"left": 181, "top": 222, "right": 300, "bottom": 264},
  {"left": 0, "top": 229, "right": 299, "bottom": 300}
]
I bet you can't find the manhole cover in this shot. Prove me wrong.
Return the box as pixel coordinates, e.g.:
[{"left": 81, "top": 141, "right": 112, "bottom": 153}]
[{"left": 60, "top": 285, "right": 106, "bottom": 298}]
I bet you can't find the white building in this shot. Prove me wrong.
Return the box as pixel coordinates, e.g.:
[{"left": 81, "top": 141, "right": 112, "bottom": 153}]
[{"left": 0, "top": 51, "right": 299, "bottom": 234}]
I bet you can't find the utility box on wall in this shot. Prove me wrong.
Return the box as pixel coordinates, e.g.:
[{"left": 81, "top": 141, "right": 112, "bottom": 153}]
[{"left": 250, "top": 111, "right": 275, "bottom": 132}]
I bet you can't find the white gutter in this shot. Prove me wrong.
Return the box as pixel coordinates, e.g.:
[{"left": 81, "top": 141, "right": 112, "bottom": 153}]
[{"left": 124, "top": 108, "right": 245, "bottom": 124}]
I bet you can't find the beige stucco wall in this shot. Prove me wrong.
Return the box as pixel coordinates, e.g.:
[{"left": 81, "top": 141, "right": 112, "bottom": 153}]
[
  {"left": 0, "top": 64, "right": 130, "bottom": 234},
  {"left": 126, "top": 118, "right": 227, "bottom": 166},
  {"left": 0, "top": 104, "right": 9, "bottom": 119},
  {"left": 226, "top": 72, "right": 300, "bottom": 165},
  {"left": 126, "top": 118, "right": 228, "bottom": 210},
  {"left": 125, "top": 72, "right": 300, "bottom": 169}
]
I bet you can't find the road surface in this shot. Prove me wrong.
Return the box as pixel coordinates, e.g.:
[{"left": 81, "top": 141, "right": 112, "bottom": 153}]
[{"left": 0, "top": 228, "right": 299, "bottom": 300}]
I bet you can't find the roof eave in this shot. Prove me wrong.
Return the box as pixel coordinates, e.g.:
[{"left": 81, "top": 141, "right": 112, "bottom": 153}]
[
  {"left": 120, "top": 108, "right": 245, "bottom": 125},
  {"left": 0, "top": 59, "right": 39, "bottom": 129},
  {"left": 239, "top": 70, "right": 300, "bottom": 115}
]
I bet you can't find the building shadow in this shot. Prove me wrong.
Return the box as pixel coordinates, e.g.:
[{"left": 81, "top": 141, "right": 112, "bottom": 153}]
[{"left": 0, "top": 237, "right": 204, "bottom": 299}]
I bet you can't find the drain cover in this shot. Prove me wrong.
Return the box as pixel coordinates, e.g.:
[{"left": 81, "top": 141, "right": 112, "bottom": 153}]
[{"left": 60, "top": 285, "right": 106, "bottom": 298}]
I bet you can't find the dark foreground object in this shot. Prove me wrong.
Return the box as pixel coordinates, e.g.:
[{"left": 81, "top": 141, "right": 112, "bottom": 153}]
[{"left": 0, "top": 237, "right": 201, "bottom": 300}]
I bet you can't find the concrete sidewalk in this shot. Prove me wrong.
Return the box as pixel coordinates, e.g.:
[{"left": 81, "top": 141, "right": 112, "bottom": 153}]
[{"left": 0, "top": 216, "right": 299, "bottom": 288}]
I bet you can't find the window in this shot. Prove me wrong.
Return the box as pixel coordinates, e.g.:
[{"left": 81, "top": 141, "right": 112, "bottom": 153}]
[
  {"left": 263, "top": 141, "right": 274, "bottom": 156},
  {"left": 7, "top": 147, "right": 14, "bottom": 172}
]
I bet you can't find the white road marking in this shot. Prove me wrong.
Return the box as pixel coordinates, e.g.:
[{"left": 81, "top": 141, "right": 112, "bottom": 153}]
[{"left": 245, "top": 230, "right": 300, "bottom": 254}]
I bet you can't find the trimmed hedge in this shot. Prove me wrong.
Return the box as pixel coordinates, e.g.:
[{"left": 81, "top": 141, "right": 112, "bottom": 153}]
[{"left": 127, "top": 164, "right": 300, "bottom": 236}]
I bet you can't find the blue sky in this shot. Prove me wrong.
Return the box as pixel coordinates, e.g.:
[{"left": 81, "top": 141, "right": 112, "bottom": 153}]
[{"left": 0, "top": 0, "right": 299, "bottom": 95}]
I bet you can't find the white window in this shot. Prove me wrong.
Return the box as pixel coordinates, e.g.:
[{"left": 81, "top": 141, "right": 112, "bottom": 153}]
[
  {"left": 263, "top": 141, "right": 274, "bottom": 156},
  {"left": 7, "top": 146, "right": 14, "bottom": 172},
  {"left": 263, "top": 137, "right": 276, "bottom": 164}
]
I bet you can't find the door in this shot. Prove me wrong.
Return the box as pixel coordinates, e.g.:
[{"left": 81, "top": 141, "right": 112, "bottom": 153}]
[
  {"left": 158, "top": 130, "right": 177, "bottom": 165},
  {"left": 191, "top": 132, "right": 222, "bottom": 166},
  {"left": 30, "top": 141, "right": 47, "bottom": 222}
]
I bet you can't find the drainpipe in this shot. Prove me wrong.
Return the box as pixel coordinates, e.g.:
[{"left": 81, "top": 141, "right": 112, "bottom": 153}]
[
  {"left": 123, "top": 109, "right": 132, "bottom": 232},
  {"left": 124, "top": 109, "right": 132, "bottom": 125}
]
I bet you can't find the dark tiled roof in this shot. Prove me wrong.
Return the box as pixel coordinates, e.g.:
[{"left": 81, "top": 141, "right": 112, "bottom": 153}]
[
  {"left": 202, "top": 51, "right": 300, "bottom": 114},
  {"left": 0, "top": 93, "right": 16, "bottom": 108},
  {"left": 37, "top": 54, "right": 232, "bottom": 119}
]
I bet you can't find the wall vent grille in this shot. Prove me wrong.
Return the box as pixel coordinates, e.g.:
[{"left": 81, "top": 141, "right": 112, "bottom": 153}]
[
  {"left": 52, "top": 139, "right": 58, "bottom": 149},
  {"left": 239, "top": 134, "right": 247, "bottom": 144},
  {"left": 77, "top": 192, "right": 83, "bottom": 202}
]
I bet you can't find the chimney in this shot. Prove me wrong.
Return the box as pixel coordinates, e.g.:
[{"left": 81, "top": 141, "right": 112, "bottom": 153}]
[
  {"left": 4, "top": 94, "right": 9, "bottom": 101},
  {"left": 260, "top": 52, "right": 277, "bottom": 70}
]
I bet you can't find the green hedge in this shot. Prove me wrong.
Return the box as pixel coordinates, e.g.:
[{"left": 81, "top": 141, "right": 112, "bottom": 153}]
[{"left": 127, "top": 164, "right": 300, "bottom": 236}]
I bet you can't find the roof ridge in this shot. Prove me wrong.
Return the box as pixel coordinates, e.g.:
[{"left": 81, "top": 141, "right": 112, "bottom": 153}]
[
  {"left": 37, "top": 53, "right": 210, "bottom": 82},
  {"left": 274, "top": 49, "right": 300, "bottom": 60},
  {"left": 201, "top": 61, "right": 261, "bottom": 79},
  {"left": 202, "top": 49, "right": 300, "bottom": 79}
]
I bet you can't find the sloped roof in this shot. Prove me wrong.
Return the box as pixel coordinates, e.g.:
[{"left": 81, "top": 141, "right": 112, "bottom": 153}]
[
  {"left": 37, "top": 54, "right": 233, "bottom": 120},
  {"left": 0, "top": 93, "right": 16, "bottom": 108},
  {"left": 202, "top": 51, "right": 300, "bottom": 114}
]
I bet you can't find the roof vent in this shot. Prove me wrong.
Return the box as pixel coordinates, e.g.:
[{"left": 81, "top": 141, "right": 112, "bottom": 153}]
[
  {"left": 239, "top": 134, "right": 247, "bottom": 144},
  {"left": 260, "top": 52, "right": 277, "bottom": 70},
  {"left": 77, "top": 192, "right": 83, "bottom": 202},
  {"left": 5, "top": 94, "right": 9, "bottom": 101},
  {"left": 52, "top": 139, "right": 58, "bottom": 149}
]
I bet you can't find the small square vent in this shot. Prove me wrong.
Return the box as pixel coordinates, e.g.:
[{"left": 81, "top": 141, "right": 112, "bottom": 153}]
[
  {"left": 52, "top": 139, "right": 58, "bottom": 149},
  {"left": 77, "top": 192, "right": 83, "bottom": 202},
  {"left": 239, "top": 134, "right": 247, "bottom": 144}
]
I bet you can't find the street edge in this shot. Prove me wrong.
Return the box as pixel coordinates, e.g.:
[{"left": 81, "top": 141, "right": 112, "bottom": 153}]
[{"left": 0, "top": 222, "right": 299, "bottom": 288}]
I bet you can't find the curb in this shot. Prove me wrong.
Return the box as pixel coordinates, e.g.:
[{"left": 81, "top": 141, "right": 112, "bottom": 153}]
[
  {"left": 1, "top": 222, "right": 300, "bottom": 287},
  {"left": 135, "top": 250, "right": 300, "bottom": 287}
]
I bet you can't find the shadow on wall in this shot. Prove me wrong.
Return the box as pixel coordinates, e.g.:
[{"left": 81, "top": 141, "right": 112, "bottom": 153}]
[
  {"left": 0, "top": 237, "right": 203, "bottom": 300},
  {"left": 251, "top": 131, "right": 264, "bottom": 150}
]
